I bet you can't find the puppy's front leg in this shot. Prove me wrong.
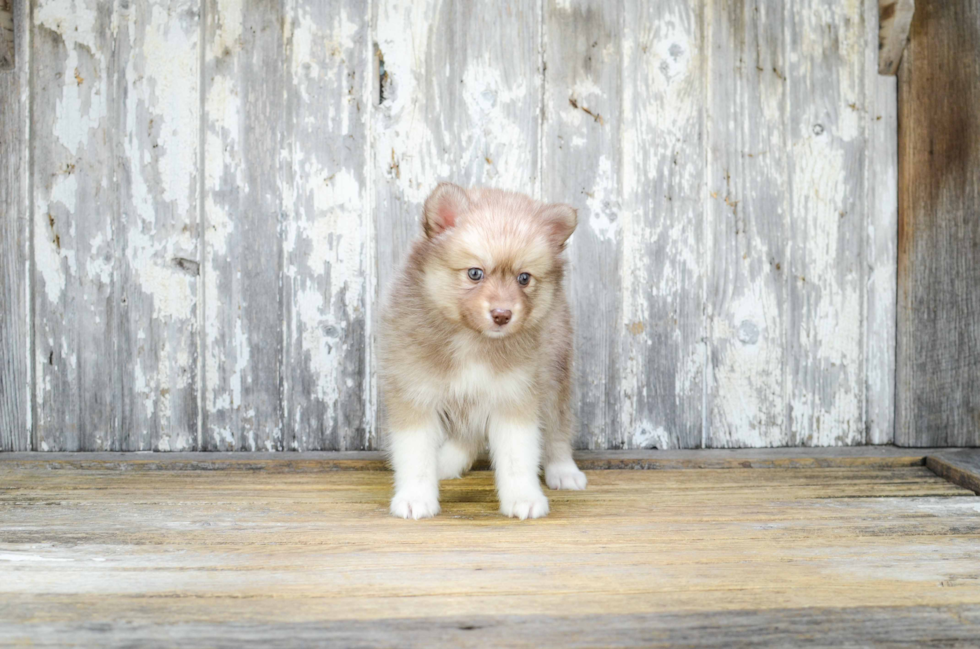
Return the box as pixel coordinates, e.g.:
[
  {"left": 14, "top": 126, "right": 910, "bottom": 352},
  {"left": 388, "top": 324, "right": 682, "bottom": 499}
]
[
  {"left": 489, "top": 408, "right": 549, "bottom": 520},
  {"left": 388, "top": 403, "right": 442, "bottom": 520}
]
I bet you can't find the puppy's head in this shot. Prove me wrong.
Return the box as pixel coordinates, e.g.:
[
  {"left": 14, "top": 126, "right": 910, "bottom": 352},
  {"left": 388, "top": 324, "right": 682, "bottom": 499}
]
[{"left": 418, "top": 183, "right": 576, "bottom": 339}]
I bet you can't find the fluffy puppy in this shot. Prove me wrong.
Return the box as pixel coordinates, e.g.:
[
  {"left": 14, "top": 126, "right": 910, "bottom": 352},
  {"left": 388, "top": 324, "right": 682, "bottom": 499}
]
[{"left": 379, "top": 183, "right": 587, "bottom": 520}]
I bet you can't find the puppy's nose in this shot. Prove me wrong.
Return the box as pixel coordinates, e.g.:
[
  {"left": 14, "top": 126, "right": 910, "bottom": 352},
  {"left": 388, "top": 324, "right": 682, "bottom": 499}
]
[{"left": 491, "top": 309, "right": 512, "bottom": 326}]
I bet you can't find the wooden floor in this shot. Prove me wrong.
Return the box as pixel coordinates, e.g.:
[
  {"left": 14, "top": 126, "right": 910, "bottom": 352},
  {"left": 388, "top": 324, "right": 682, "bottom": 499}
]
[{"left": 2, "top": 450, "right": 980, "bottom": 647}]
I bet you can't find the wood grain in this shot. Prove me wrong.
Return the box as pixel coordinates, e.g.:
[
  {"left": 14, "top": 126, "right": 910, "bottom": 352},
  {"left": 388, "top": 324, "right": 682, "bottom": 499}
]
[
  {"left": 29, "top": 0, "right": 201, "bottom": 451},
  {"left": 896, "top": 0, "right": 980, "bottom": 447},
  {"left": 865, "top": 72, "right": 898, "bottom": 444},
  {"left": 0, "top": 0, "right": 29, "bottom": 451},
  {"left": 619, "top": 0, "right": 704, "bottom": 450},
  {"left": 704, "top": 0, "right": 791, "bottom": 447},
  {"left": 878, "top": 0, "right": 914, "bottom": 75},
  {"left": 202, "top": 0, "right": 284, "bottom": 451},
  {"left": 113, "top": 0, "right": 201, "bottom": 451},
  {"left": 31, "top": 0, "right": 117, "bottom": 450},
  {"left": 543, "top": 0, "right": 623, "bottom": 449},
  {"left": 5, "top": 606, "right": 978, "bottom": 649},
  {"left": 927, "top": 449, "right": 980, "bottom": 495},
  {"left": 0, "top": 463, "right": 977, "bottom": 646},
  {"left": 5, "top": 0, "right": 904, "bottom": 451},
  {"left": 786, "top": 0, "right": 869, "bottom": 446},
  {"left": 280, "top": 0, "right": 371, "bottom": 450}
]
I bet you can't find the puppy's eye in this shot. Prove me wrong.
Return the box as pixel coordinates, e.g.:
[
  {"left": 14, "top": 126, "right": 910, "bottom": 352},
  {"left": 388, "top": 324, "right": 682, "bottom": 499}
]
[
  {"left": 467, "top": 268, "right": 484, "bottom": 281},
  {"left": 517, "top": 272, "right": 531, "bottom": 286}
]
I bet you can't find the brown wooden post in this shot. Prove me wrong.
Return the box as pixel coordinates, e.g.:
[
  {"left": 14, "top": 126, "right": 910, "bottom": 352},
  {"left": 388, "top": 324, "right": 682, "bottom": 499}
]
[{"left": 897, "top": 0, "right": 980, "bottom": 446}]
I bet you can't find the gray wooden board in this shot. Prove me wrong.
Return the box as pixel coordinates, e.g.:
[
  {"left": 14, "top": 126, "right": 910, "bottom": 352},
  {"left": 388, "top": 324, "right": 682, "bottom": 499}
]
[
  {"left": 0, "top": 0, "right": 30, "bottom": 451},
  {"left": 3, "top": 606, "right": 980, "bottom": 649},
  {"left": 865, "top": 72, "right": 898, "bottom": 445},
  {"left": 618, "top": 0, "right": 704, "bottom": 450},
  {"left": 543, "top": 0, "right": 624, "bottom": 449},
  {"left": 30, "top": 0, "right": 200, "bottom": 452},
  {"left": 706, "top": 0, "right": 873, "bottom": 447},
  {"left": 704, "top": 0, "right": 791, "bottom": 447},
  {"left": 786, "top": 0, "right": 869, "bottom": 446},
  {"left": 113, "top": 0, "right": 201, "bottom": 451},
  {"left": 31, "top": 0, "right": 117, "bottom": 451},
  {"left": 202, "top": 0, "right": 284, "bottom": 451},
  {"left": 896, "top": 0, "right": 980, "bottom": 447},
  {"left": 280, "top": 0, "right": 371, "bottom": 451}
]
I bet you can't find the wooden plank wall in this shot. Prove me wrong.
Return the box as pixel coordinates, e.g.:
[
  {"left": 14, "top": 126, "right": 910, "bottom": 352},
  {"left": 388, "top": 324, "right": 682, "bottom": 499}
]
[
  {"left": 0, "top": 0, "right": 31, "bottom": 451},
  {"left": 1, "top": 0, "right": 900, "bottom": 451},
  {"left": 896, "top": 0, "right": 980, "bottom": 447}
]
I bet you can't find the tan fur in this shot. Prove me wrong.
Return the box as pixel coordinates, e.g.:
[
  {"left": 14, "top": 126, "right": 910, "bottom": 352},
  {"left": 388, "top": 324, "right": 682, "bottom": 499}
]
[{"left": 379, "top": 184, "right": 586, "bottom": 520}]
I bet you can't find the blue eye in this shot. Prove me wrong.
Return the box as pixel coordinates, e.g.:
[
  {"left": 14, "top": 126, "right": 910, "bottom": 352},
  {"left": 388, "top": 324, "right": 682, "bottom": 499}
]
[
  {"left": 467, "top": 268, "right": 484, "bottom": 281},
  {"left": 518, "top": 273, "right": 530, "bottom": 286}
]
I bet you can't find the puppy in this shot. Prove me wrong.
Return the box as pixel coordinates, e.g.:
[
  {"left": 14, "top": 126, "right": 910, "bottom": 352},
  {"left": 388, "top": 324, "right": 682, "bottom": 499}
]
[{"left": 379, "top": 183, "right": 587, "bottom": 520}]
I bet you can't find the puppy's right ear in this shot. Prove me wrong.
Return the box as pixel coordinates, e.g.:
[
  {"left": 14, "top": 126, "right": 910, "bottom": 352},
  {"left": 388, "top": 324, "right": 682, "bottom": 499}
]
[{"left": 422, "top": 183, "right": 469, "bottom": 238}]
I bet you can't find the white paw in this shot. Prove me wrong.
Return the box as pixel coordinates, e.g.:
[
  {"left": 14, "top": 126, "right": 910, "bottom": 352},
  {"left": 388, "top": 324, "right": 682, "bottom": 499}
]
[
  {"left": 390, "top": 486, "right": 440, "bottom": 520},
  {"left": 499, "top": 491, "right": 550, "bottom": 520},
  {"left": 545, "top": 461, "right": 587, "bottom": 490}
]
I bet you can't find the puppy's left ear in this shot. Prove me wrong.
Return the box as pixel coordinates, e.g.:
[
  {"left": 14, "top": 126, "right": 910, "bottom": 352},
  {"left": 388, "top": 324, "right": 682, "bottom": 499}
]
[
  {"left": 422, "top": 183, "right": 470, "bottom": 238},
  {"left": 539, "top": 203, "right": 578, "bottom": 248}
]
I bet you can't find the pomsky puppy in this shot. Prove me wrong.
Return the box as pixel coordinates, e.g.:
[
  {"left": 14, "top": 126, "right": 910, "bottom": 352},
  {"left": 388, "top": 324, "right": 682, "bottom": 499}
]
[{"left": 379, "top": 183, "right": 587, "bottom": 520}]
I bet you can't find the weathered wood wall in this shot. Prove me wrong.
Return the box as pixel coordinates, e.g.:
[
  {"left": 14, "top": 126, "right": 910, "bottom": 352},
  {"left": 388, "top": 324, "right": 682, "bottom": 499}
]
[
  {"left": 1, "top": 0, "right": 899, "bottom": 451},
  {"left": 896, "top": 0, "right": 980, "bottom": 447}
]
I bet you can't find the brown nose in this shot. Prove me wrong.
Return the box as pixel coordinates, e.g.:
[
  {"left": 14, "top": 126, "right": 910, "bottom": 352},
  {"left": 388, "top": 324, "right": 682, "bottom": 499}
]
[{"left": 491, "top": 309, "right": 512, "bottom": 326}]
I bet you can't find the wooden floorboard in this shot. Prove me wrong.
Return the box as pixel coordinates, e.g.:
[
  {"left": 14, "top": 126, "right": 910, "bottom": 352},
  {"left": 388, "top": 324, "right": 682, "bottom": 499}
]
[{"left": 1, "top": 456, "right": 979, "bottom": 646}]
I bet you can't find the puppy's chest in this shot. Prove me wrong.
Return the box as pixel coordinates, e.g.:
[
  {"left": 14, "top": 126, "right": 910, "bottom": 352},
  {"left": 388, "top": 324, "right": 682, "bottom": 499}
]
[{"left": 443, "top": 361, "right": 533, "bottom": 407}]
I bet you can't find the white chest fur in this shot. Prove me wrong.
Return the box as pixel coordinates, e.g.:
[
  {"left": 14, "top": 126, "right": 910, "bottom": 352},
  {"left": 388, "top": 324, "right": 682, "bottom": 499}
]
[{"left": 447, "top": 361, "right": 532, "bottom": 407}]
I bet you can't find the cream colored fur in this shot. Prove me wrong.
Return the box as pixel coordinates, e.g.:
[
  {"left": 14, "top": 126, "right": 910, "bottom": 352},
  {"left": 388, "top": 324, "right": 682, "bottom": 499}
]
[{"left": 379, "top": 184, "right": 586, "bottom": 520}]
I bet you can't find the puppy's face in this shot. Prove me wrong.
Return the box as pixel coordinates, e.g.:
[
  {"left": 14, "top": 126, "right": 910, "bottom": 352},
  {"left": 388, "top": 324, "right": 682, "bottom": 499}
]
[{"left": 419, "top": 184, "right": 576, "bottom": 339}]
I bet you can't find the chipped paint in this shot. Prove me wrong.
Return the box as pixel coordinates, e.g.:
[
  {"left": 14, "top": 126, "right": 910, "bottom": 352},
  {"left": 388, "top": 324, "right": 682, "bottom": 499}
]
[{"left": 14, "top": 0, "right": 895, "bottom": 451}]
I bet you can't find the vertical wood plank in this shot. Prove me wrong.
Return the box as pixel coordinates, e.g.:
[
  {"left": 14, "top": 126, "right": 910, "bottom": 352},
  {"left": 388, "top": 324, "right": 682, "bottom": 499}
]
[
  {"left": 897, "top": 0, "right": 980, "bottom": 447},
  {"left": 32, "top": 0, "right": 116, "bottom": 450},
  {"left": 31, "top": 0, "right": 201, "bottom": 451},
  {"left": 114, "top": 0, "right": 201, "bottom": 450},
  {"left": 203, "top": 0, "right": 284, "bottom": 451},
  {"left": 865, "top": 71, "right": 898, "bottom": 441},
  {"left": 1, "top": 0, "right": 31, "bottom": 451},
  {"left": 281, "top": 0, "right": 371, "bottom": 450},
  {"left": 619, "top": 0, "right": 704, "bottom": 449},
  {"left": 786, "top": 0, "right": 867, "bottom": 446},
  {"left": 704, "top": 0, "right": 790, "bottom": 447},
  {"left": 0, "top": 0, "right": 13, "bottom": 69},
  {"left": 542, "top": 0, "right": 623, "bottom": 449},
  {"left": 372, "top": 0, "right": 541, "bottom": 446}
]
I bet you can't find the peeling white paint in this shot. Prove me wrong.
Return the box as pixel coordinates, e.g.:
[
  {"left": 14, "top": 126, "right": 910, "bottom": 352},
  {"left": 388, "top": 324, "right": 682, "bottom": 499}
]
[
  {"left": 136, "top": 4, "right": 199, "bottom": 217},
  {"left": 209, "top": 0, "right": 243, "bottom": 59},
  {"left": 35, "top": 0, "right": 106, "bottom": 157},
  {"left": 21, "top": 0, "right": 891, "bottom": 452},
  {"left": 632, "top": 423, "right": 672, "bottom": 450},
  {"left": 584, "top": 156, "right": 618, "bottom": 242}
]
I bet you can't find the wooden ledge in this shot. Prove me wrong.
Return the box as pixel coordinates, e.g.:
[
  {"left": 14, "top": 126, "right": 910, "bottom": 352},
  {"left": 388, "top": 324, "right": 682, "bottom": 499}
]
[
  {"left": 2, "top": 447, "right": 977, "bottom": 486},
  {"left": 927, "top": 450, "right": 980, "bottom": 495}
]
